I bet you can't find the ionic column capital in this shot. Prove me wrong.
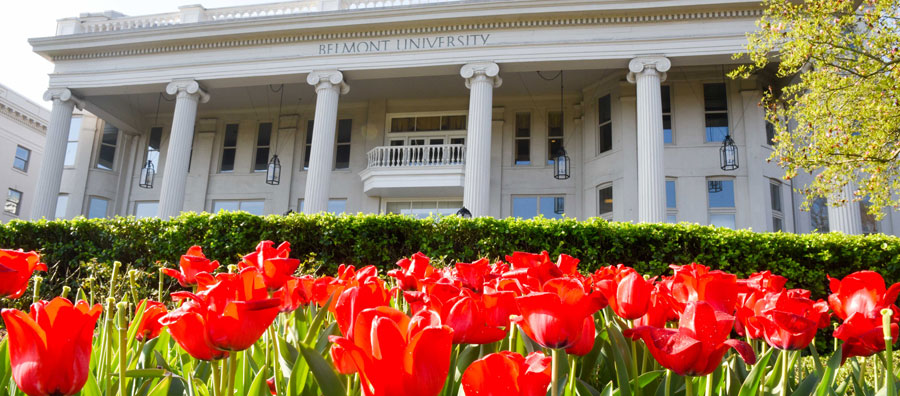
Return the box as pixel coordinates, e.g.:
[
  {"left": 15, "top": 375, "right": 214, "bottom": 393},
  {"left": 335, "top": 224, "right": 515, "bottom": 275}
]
[
  {"left": 627, "top": 56, "right": 671, "bottom": 83},
  {"left": 307, "top": 70, "right": 350, "bottom": 94},
  {"left": 165, "top": 79, "right": 210, "bottom": 103},
  {"left": 42, "top": 88, "right": 84, "bottom": 110},
  {"left": 461, "top": 62, "right": 502, "bottom": 89}
]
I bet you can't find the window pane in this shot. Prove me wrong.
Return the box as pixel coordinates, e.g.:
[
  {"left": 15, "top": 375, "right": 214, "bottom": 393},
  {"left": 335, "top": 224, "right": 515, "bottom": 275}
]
[
  {"left": 386, "top": 201, "right": 409, "bottom": 215},
  {"left": 303, "top": 146, "right": 312, "bottom": 169},
  {"left": 705, "top": 114, "right": 729, "bottom": 142},
  {"left": 212, "top": 201, "right": 240, "bottom": 212},
  {"left": 224, "top": 124, "right": 239, "bottom": 147},
  {"left": 97, "top": 145, "right": 116, "bottom": 170},
  {"left": 415, "top": 116, "right": 441, "bottom": 132},
  {"left": 708, "top": 180, "right": 735, "bottom": 208},
  {"left": 539, "top": 197, "right": 564, "bottom": 219},
  {"left": 101, "top": 125, "right": 119, "bottom": 145},
  {"left": 860, "top": 198, "right": 879, "bottom": 234},
  {"left": 515, "top": 140, "right": 531, "bottom": 165},
  {"left": 337, "top": 119, "right": 352, "bottom": 143},
  {"left": 548, "top": 138, "right": 563, "bottom": 165},
  {"left": 770, "top": 183, "right": 782, "bottom": 212},
  {"left": 55, "top": 195, "right": 68, "bottom": 219},
  {"left": 667, "top": 213, "right": 677, "bottom": 223},
  {"left": 772, "top": 217, "right": 783, "bottom": 232},
  {"left": 254, "top": 147, "right": 269, "bottom": 171},
  {"left": 5, "top": 189, "right": 21, "bottom": 215},
  {"left": 442, "top": 115, "right": 466, "bottom": 130},
  {"left": 661, "top": 85, "right": 671, "bottom": 113},
  {"left": 335, "top": 145, "right": 351, "bottom": 169},
  {"left": 306, "top": 120, "right": 315, "bottom": 143},
  {"left": 810, "top": 197, "right": 830, "bottom": 232},
  {"left": 599, "top": 186, "right": 613, "bottom": 214},
  {"left": 663, "top": 115, "right": 673, "bottom": 144},
  {"left": 87, "top": 197, "right": 109, "bottom": 219},
  {"left": 391, "top": 117, "right": 415, "bottom": 133},
  {"left": 548, "top": 112, "right": 563, "bottom": 137},
  {"left": 598, "top": 95, "right": 611, "bottom": 124},
  {"left": 599, "top": 124, "right": 612, "bottom": 153},
  {"left": 512, "top": 197, "right": 538, "bottom": 219},
  {"left": 149, "top": 127, "right": 162, "bottom": 151},
  {"left": 515, "top": 113, "right": 531, "bottom": 137},
  {"left": 221, "top": 149, "right": 235, "bottom": 172},
  {"left": 710, "top": 213, "right": 735, "bottom": 229},
  {"left": 135, "top": 202, "right": 159, "bottom": 219},
  {"left": 15, "top": 146, "right": 29, "bottom": 161},
  {"left": 666, "top": 180, "right": 676, "bottom": 209},
  {"left": 257, "top": 123, "right": 272, "bottom": 146},
  {"left": 327, "top": 199, "right": 347, "bottom": 214},
  {"left": 240, "top": 201, "right": 265, "bottom": 216},
  {"left": 64, "top": 142, "right": 78, "bottom": 166},
  {"left": 13, "top": 158, "right": 27, "bottom": 171},
  {"left": 703, "top": 83, "right": 727, "bottom": 111},
  {"left": 68, "top": 117, "right": 82, "bottom": 140}
]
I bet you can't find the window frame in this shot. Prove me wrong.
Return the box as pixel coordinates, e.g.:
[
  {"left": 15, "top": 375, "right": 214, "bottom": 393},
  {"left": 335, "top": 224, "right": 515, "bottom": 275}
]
[
  {"left": 87, "top": 196, "right": 110, "bottom": 219},
  {"left": 210, "top": 199, "right": 266, "bottom": 216},
  {"left": 597, "top": 94, "right": 613, "bottom": 154},
  {"left": 220, "top": 123, "right": 240, "bottom": 173},
  {"left": 145, "top": 127, "right": 163, "bottom": 168},
  {"left": 703, "top": 83, "right": 730, "bottom": 143},
  {"left": 514, "top": 112, "right": 531, "bottom": 165},
  {"left": 511, "top": 195, "right": 566, "bottom": 220},
  {"left": 597, "top": 183, "right": 614, "bottom": 221},
  {"left": 666, "top": 178, "right": 677, "bottom": 223},
  {"left": 253, "top": 122, "right": 273, "bottom": 173},
  {"left": 95, "top": 123, "right": 119, "bottom": 171},
  {"left": 335, "top": 119, "right": 352, "bottom": 170},
  {"left": 13, "top": 145, "right": 30, "bottom": 172},
  {"left": 769, "top": 180, "right": 784, "bottom": 232},
  {"left": 706, "top": 177, "right": 736, "bottom": 228},
  {"left": 55, "top": 194, "right": 68, "bottom": 219},
  {"left": 4, "top": 189, "right": 22, "bottom": 216},
  {"left": 134, "top": 201, "right": 159, "bottom": 219},
  {"left": 64, "top": 116, "right": 82, "bottom": 167},
  {"left": 661, "top": 85, "right": 673, "bottom": 145},
  {"left": 547, "top": 111, "right": 564, "bottom": 165},
  {"left": 810, "top": 197, "right": 830, "bottom": 233}
]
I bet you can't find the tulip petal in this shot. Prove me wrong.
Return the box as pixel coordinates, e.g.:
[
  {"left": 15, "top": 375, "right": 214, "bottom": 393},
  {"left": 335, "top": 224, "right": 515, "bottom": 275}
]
[{"left": 405, "top": 325, "right": 454, "bottom": 396}]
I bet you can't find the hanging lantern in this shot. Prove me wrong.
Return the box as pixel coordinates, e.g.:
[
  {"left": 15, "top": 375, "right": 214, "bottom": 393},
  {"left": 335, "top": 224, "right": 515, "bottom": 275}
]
[
  {"left": 708, "top": 180, "right": 723, "bottom": 194},
  {"left": 266, "top": 155, "right": 281, "bottom": 185},
  {"left": 720, "top": 135, "right": 739, "bottom": 171},
  {"left": 553, "top": 148, "right": 570, "bottom": 180},
  {"left": 456, "top": 206, "right": 472, "bottom": 218},
  {"left": 139, "top": 160, "right": 155, "bottom": 189}
]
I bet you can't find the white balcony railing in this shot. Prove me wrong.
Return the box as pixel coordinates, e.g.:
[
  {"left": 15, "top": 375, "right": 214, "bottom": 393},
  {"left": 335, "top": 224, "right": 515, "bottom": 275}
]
[{"left": 366, "top": 144, "right": 465, "bottom": 168}]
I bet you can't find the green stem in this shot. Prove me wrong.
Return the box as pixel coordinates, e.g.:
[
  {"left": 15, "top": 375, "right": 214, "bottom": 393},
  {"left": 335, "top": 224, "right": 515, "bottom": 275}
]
[
  {"left": 631, "top": 330, "right": 641, "bottom": 396},
  {"left": 664, "top": 370, "right": 671, "bottom": 396},
  {"left": 552, "top": 349, "right": 560, "bottom": 396},
  {"left": 685, "top": 377, "right": 695, "bottom": 396},
  {"left": 210, "top": 360, "right": 221, "bottom": 396},
  {"left": 509, "top": 324, "right": 517, "bottom": 352},
  {"left": 443, "top": 345, "right": 459, "bottom": 396},
  {"left": 347, "top": 375, "right": 353, "bottom": 396},
  {"left": 883, "top": 308, "right": 895, "bottom": 396},
  {"left": 568, "top": 355, "right": 577, "bottom": 395},
  {"left": 32, "top": 276, "right": 42, "bottom": 303},
  {"left": 781, "top": 349, "right": 789, "bottom": 396},
  {"left": 706, "top": 372, "right": 714, "bottom": 396},
  {"left": 227, "top": 352, "right": 238, "bottom": 396},
  {"left": 116, "top": 302, "right": 128, "bottom": 396},
  {"left": 158, "top": 267, "right": 165, "bottom": 301}
]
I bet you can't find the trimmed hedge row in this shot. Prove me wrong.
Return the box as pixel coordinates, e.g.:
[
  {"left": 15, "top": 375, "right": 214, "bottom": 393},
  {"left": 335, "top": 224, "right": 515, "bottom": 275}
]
[{"left": 1, "top": 211, "right": 899, "bottom": 300}]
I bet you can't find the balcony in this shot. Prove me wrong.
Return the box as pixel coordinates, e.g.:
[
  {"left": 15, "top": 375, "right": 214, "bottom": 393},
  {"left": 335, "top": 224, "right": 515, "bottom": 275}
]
[{"left": 359, "top": 144, "right": 466, "bottom": 197}]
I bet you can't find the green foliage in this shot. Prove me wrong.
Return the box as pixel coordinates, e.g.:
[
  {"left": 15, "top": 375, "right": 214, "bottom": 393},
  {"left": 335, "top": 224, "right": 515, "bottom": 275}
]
[{"left": 2, "top": 212, "right": 900, "bottom": 301}]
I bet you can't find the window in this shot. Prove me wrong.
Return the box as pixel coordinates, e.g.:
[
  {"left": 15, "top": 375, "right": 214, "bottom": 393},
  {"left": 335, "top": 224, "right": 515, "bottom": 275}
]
[
  {"left": 810, "top": 197, "right": 830, "bottom": 233},
  {"left": 335, "top": 119, "right": 352, "bottom": 169},
  {"left": 87, "top": 197, "right": 109, "bottom": 219},
  {"left": 134, "top": 201, "right": 159, "bottom": 219},
  {"left": 666, "top": 179, "right": 677, "bottom": 223},
  {"left": 598, "top": 185, "right": 613, "bottom": 220},
  {"left": 860, "top": 197, "right": 880, "bottom": 234},
  {"left": 389, "top": 115, "right": 466, "bottom": 132},
  {"left": 253, "top": 123, "right": 272, "bottom": 172},
  {"left": 385, "top": 200, "right": 462, "bottom": 218},
  {"left": 598, "top": 95, "right": 612, "bottom": 154},
  {"left": 704, "top": 83, "right": 729, "bottom": 142},
  {"left": 64, "top": 117, "right": 82, "bottom": 166},
  {"left": 220, "top": 124, "right": 239, "bottom": 172},
  {"left": 765, "top": 121, "right": 776, "bottom": 146},
  {"left": 514, "top": 112, "right": 531, "bottom": 165},
  {"left": 299, "top": 198, "right": 349, "bottom": 215},
  {"left": 708, "top": 179, "right": 735, "bottom": 228},
  {"left": 4, "top": 189, "right": 21, "bottom": 216},
  {"left": 212, "top": 200, "right": 265, "bottom": 216},
  {"left": 96, "top": 123, "right": 119, "bottom": 170},
  {"left": 547, "top": 112, "right": 564, "bottom": 164},
  {"left": 512, "top": 196, "right": 565, "bottom": 220},
  {"left": 146, "top": 127, "right": 162, "bottom": 166},
  {"left": 662, "top": 86, "right": 673, "bottom": 144},
  {"left": 13, "top": 146, "right": 30, "bottom": 172},
  {"left": 304, "top": 120, "right": 314, "bottom": 170},
  {"left": 55, "top": 195, "right": 68, "bottom": 219},
  {"left": 770, "top": 181, "right": 784, "bottom": 232}
]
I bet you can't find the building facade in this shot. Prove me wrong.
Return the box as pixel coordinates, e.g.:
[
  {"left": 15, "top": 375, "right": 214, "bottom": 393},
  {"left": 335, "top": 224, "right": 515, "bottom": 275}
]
[
  {"left": 0, "top": 84, "right": 50, "bottom": 222},
  {"left": 28, "top": 0, "right": 900, "bottom": 234}
]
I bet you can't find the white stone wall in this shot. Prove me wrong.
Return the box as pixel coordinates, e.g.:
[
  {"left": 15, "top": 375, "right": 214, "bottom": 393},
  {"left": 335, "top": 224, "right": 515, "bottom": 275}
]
[{"left": 0, "top": 85, "right": 49, "bottom": 222}]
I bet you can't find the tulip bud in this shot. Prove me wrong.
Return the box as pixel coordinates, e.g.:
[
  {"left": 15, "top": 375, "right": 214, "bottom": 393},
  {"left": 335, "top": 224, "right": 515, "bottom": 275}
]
[{"left": 61, "top": 286, "right": 71, "bottom": 299}]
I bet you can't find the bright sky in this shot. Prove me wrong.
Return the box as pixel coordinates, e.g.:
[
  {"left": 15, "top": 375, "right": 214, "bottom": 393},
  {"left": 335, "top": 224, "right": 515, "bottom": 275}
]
[{"left": 0, "top": 0, "right": 254, "bottom": 108}]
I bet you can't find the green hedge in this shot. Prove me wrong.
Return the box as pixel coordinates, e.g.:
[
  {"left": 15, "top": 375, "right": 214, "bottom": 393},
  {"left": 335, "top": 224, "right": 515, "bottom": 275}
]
[{"left": 1, "top": 212, "right": 899, "bottom": 301}]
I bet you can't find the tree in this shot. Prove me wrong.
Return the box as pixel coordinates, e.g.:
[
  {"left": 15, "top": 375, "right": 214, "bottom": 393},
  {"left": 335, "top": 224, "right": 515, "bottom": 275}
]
[{"left": 733, "top": 0, "right": 900, "bottom": 218}]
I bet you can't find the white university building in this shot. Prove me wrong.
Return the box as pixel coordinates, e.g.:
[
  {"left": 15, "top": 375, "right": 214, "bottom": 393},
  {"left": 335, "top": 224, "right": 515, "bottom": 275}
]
[{"left": 22, "top": 0, "right": 897, "bottom": 235}]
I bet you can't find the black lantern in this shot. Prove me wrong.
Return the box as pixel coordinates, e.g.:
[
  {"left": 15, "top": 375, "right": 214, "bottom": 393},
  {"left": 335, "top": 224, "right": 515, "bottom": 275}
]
[
  {"left": 139, "top": 160, "right": 155, "bottom": 189},
  {"left": 456, "top": 206, "right": 472, "bottom": 218},
  {"left": 266, "top": 155, "right": 281, "bottom": 185},
  {"left": 720, "top": 135, "right": 739, "bottom": 171},
  {"left": 553, "top": 148, "right": 570, "bottom": 180}
]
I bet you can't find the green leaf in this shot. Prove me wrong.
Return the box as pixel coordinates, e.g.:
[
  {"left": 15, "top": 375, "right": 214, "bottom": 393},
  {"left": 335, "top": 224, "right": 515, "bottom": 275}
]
[
  {"left": 298, "top": 343, "right": 347, "bottom": 395},
  {"left": 146, "top": 376, "right": 171, "bottom": 396},
  {"left": 302, "top": 293, "right": 334, "bottom": 345},
  {"left": 815, "top": 348, "right": 842, "bottom": 396},
  {"left": 791, "top": 373, "right": 821, "bottom": 396},
  {"left": 738, "top": 347, "right": 773, "bottom": 396},
  {"left": 80, "top": 372, "right": 103, "bottom": 396},
  {"left": 126, "top": 368, "right": 167, "bottom": 378},
  {"left": 247, "top": 365, "right": 272, "bottom": 396},
  {"left": 605, "top": 323, "right": 632, "bottom": 396}
]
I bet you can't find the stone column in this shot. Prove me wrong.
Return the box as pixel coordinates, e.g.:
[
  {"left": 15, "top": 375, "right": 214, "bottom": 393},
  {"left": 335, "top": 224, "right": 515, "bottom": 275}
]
[
  {"left": 627, "top": 56, "right": 671, "bottom": 223},
  {"left": 303, "top": 70, "right": 349, "bottom": 214},
  {"left": 32, "top": 88, "right": 83, "bottom": 219},
  {"left": 461, "top": 62, "right": 501, "bottom": 217},
  {"left": 157, "top": 79, "right": 209, "bottom": 218},
  {"left": 827, "top": 184, "right": 863, "bottom": 234}
]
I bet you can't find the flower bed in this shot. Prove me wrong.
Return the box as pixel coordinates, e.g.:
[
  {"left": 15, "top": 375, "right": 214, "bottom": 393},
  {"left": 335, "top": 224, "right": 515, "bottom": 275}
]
[{"left": 0, "top": 242, "right": 897, "bottom": 396}]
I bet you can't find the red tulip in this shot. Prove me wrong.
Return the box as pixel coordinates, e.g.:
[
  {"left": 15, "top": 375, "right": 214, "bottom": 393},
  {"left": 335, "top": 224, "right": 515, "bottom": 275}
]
[
  {"left": 566, "top": 317, "right": 596, "bottom": 356},
  {"left": 133, "top": 299, "right": 168, "bottom": 342},
  {"left": 0, "top": 249, "right": 47, "bottom": 299},
  {"left": 668, "top": 263, "right": 738, "bottom": 315},
  {"left": 744, "top": 289, "right": 830, "bottom": 350},
  {"left": 592, "top": 265, "right": 653, "bottom": 320},
  {"left": 625, "top": 301, "right": 756, "bottom": 376},
  {"left": 1, "top": 297, "right": 102, "bottom": 396},
  {"left": 169, "top": 267, "right": 281, "bottom": 351},
  {"left": 513, "top": 277, "right": 607, "bottom": 349},
  {"left": 634, "top": 282, "right": 678, "bottom": 328},
  {"left": 158, "top": 299, "right": 229, "bottom": 361},
  {"left": 735, "top": 271, "right": 787, "bottom": 339},
  {"left": 240, "top": 241, "right": 300, "bottom": 291},
  {"left": 334, "top": 277, "right": 391, "bottom": 337},
  {"left": 274, "top": 275, "right": 316, "bottom": 312},
  {"left": 461, "top": 351, "right": 552, "bottom": 396},
  {"left": 834, "top": 313, "right": 899, "bottom": 363},
  {"left": 388, "top": 252, "right": 436, "bottom": 291},
  {"left": 455, "top": 258, "right": 493, "bottom": 292},
  {"left": 329, "top": 306, "right": 454, "bottom": 396},
  {"left": 504, "top": 251, "right": 579, "bottom": 286},
  {"left": 313, "top": 264, "right": 381, "bottom": 308},
  {"left": 828, "top": 271, "right": 900, "bottom": 321},
  {"left": 267, "top": 377, "right": 277, "bottom": 395},
  {"left": 161, "top": 246, "right": 220, "bottom": 287}
]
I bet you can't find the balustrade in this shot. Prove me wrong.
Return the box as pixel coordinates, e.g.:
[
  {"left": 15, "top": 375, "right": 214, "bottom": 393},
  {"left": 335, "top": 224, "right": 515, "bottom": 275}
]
[{"left": 366, "top": 144, "right": 466, "bottom": 168}]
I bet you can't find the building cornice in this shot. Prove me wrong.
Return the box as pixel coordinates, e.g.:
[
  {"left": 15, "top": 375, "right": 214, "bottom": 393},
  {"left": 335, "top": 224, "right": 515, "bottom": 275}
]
[
  {"left": 32, "top": 1, "right": 763, "bottom": 62},
  {"left": 0, "top": 99, "right": 49, "bottom": 134}
]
